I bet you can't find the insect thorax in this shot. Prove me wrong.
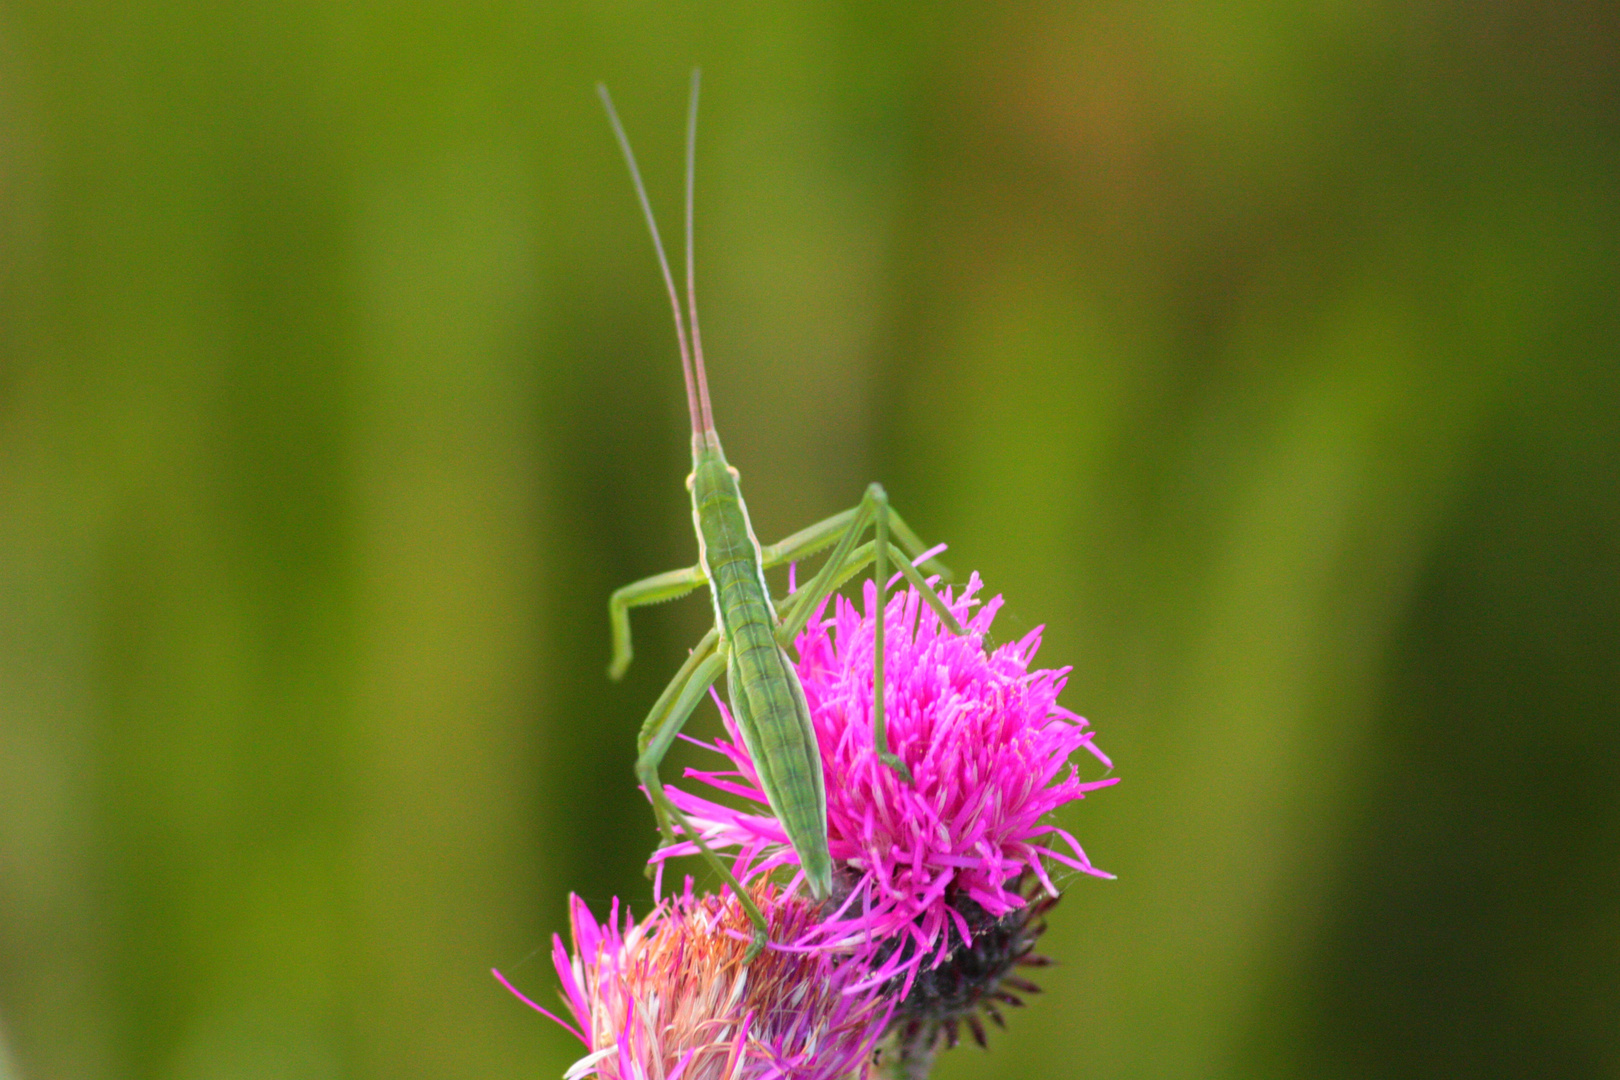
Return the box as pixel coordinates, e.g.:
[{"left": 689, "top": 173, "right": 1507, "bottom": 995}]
[{"left": 688, "top": 440, "right": 773, "bottom": 643}]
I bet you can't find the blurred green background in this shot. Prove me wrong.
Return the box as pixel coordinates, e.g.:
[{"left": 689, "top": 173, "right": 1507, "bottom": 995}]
[{"left": 1, "top": 2, "right": 1617, "bottom": 1078}]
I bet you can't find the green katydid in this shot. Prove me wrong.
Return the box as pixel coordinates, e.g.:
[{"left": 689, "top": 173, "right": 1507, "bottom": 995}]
[{"left": 599, "top": 71, "right": 966, "bottom": 957}]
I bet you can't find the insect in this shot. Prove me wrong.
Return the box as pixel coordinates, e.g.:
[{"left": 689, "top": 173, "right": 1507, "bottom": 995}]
[{"left": 599, "top": 71, "right": 966, "bottom": 957}]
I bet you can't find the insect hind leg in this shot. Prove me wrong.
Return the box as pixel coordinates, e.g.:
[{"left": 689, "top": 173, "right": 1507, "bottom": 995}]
[
  {"left": 634, "top": 638, "right": 770, "bottom": 960},
  {"left": 771, "top": 484, "right": 968, "bottom": 787}
]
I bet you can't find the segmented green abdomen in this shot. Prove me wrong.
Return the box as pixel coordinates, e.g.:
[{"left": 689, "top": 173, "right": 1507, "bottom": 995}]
[{"left": 691, "top": 446, "right": 833, "bottom": 898}]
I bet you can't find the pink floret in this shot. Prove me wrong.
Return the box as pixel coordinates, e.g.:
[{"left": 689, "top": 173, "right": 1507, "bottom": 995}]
[{"left": 660, "top": 572, "right": 1117, "bottom": 987}]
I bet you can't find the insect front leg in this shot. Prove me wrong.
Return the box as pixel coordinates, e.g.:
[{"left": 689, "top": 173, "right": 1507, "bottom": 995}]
[
  {"left": 634, "top": 634, "right": 771, "bottom": 959},
  {"left": 608, "top": 564, "right": 708, "bottom": 680}
]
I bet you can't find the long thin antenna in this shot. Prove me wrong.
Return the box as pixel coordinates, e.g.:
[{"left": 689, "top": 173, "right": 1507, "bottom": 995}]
[
  {"left": 597, "top": 83, "right": 706, "bottom": 436},
  {"left": 684, "top": 68, "right": 715, "bottom": 433}
]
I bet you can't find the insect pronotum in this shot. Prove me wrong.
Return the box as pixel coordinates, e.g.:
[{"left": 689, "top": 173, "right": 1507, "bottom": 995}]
[{"left": 599, "top": 70, "right": 966, "bottom": 957}]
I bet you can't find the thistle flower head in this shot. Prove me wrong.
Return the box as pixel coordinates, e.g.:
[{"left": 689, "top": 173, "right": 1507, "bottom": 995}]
[
  {"left": 661, "top": 572, "right": 1117, "bottom": 986},
  {"left": 541, "top": 883, "right": 893, "bottom": 1080}
]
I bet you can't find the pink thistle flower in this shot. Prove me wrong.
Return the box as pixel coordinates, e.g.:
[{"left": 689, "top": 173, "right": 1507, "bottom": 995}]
[
  {"left": 508, "top": 883, "right": 893, "bottom": 1080},
  {"left": 659, "top": 572, "right": 1118, "bottom": 987}
]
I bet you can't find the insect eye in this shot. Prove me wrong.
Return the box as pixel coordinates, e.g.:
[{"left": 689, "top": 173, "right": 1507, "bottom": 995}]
[{"left": 685, "top": 472, "right": 696, "bottom": 491}]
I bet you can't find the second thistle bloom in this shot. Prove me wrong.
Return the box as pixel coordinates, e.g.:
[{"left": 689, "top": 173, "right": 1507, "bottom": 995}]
[
  {"left": 546, "top": 883, "right": 892, "bottom": 1080},
  {"left": 661, "top": 572, "right": 1118, "bottom": 985}
]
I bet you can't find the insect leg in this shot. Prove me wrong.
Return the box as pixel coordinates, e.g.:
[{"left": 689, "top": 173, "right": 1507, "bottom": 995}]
[
  {"left": 885, "top": 507, "right": 953, "bottom": 580},
  {"left": 608, "top": 564, "right": 708, "bottom": 680},
  {"left": 770, "top": 484, "right": 970, "bottom": 785},
  {"left": 762, "top": 506, "right": 949, "bottom": 580},
  {"left": 869, "top": 491, "right": 973, "bottom": 783},
  {"left": 634, "top": 628, "right": 719, "bottom": 846},
  {"left": 634, "top": 638, "right": 771, "bottom": 959},
  {"left": 880, "top": 538, "right": 967, "bottom": 635},
  {"left": 776, "top": 538, "right": 961, "bottom": 645},
  {"left": 759, "top": 507, "right": 859, "bottom": 568},
  {"left": 774, "top": 539, "right": 877, "bottom": 635},
  {"left": 635, "top": 628, "right": 719, "bottom": 767},
  {"left": 774, "top": 496, "right": 876, "bottom": 640},
  {"left": 870, "top": 484, "right": 908, "bottom": 782}
]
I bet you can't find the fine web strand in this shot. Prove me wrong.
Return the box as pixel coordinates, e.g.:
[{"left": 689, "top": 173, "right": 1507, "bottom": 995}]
[
  {"left": 684, "top": 68, "right": 716, "bottom": 433},
  {"left": 597, "top": 83, "right": 704, "bottom": 436}
]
